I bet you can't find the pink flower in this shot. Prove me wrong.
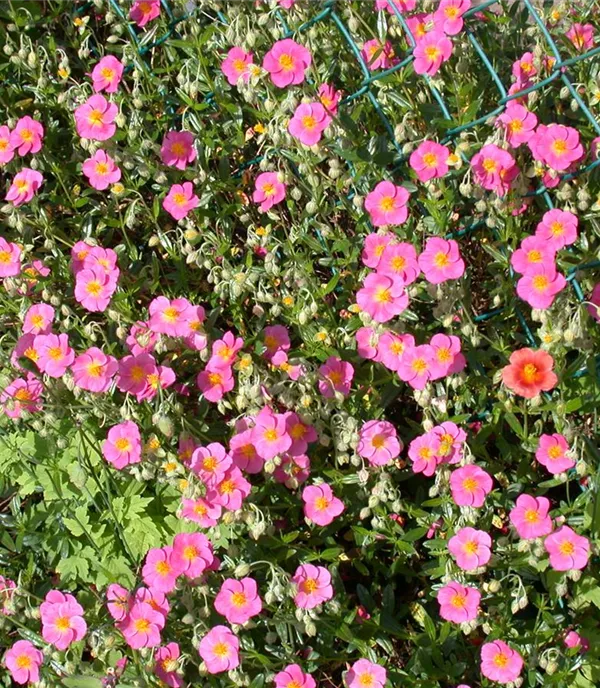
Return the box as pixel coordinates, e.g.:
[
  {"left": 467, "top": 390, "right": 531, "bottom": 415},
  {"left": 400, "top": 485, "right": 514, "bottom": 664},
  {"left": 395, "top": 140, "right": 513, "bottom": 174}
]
[
  {"left": 545, "top": 525, "right": 590, "bottom": 571},
  {"left": 375, "top": 0, "right": 416, "bottom": 13},
  {"left": 274, "top": 454, "right": 311, "bottom": 487},
  {"left": 357, "top": 420, "right": 402, "bottom": 466},
  {"left": 40, "top": 590, "right": 87, "bottom": 650},
  {"left": 567, "top": 23, "right": 594, "bottom": 51},
  {"left": 510, "top": 235, "right": 556, "bottom": 275},
  {"left": 263, "top": 325, "right": 290, "bottom": 362},
  {"left": 106, "top": 584, "right": 130, "bottom": 622},
  {"left": 361, "top": 39, "right": 397, "bottom": 71},
  {"left": 190, "top": 442, "right": 233, "bottom": 485},
  {"left": 198, "top": 625, "right": 240, "bottom": 674},
  {"left": 450, "top": 465, "right": 493, "bottom": 507},
  {"left": 408, "top": 432, "right": 441, "bottom": 476},
  {"left": 214, "top": 577, "right": 262, "bottom": 625},
  {"left": 74, "top": 94, "right": 117, "bottom": 141},
  {"left": 377, "top": 242, "right": 420, "bottom": 285},
  {"left": 10, "top": 116, "right": 44, "bottom": 156},
  {"left": 162, "top": 182, "right": 199, "bottom": 220},
  {"left": 230, "top": 429, "right": 263, "bottom": 473},
  {"left": 221, "top": 47, "right": 254, "bottom": 85},
  {"left": 510, "top": 494, "right": 553, "bottom": 539},
  {"left": 413, "top": 32, "right": 453, "bottom": 76},
  {"left": 82, "top": 149, "right": 121, "bottom": 190},
  {"left": 587, "top": 283, "right": 600, "bottom": 322},
  {"left": 418, "top": 237, "right": 465, "bottom": 283},
  {"left": 90, "top": 55, "right": 124, "bottom": 93},
  {"left": 356, "top": 273, "right": 408, "bottom": 322},
  {"left": 410, "top": 141, "right": 450, "bottom": 182},
  {"left": 531, "top": 123, "right": 584, "bottom": 171},
  {"left": 74, "top": 266, "right": 118, "bottom": 312},
  {"left": 346, "top": 660, "right": 387, "bottom": 688},
  {"left": 318, "top": 356, "right": 354, "bottom": 398},
  {"left": 6, "top": 168, "right": 44, "bottom": 206},
  {"left": 318, "top": 83, "right": 341, "bottom": 114},
  {"left": 125, "top": 322, "right": 156, "bottom": 355},
  {"left": 35, "top": 333, "right": 75, "bottom": 377},
  {"left": 171, "top": 532, "right": 214, "bottom": 579},
  {"left": 429, "top": 333, "right": 466, "bottom": 379},
  {"left": 361, "top": 233, "right": 394, "bottom": 268},
  {"left": 275, "top": 664, "right": 316, "bottom": 688},
  {"left": 291, "top": 564, "right": 333, "bottom": 609},
  {"left": 433, "top": 0, "right": 471, "bottom": 36},
  {"left": 497, "top": 102, "right": 537, "bottom": 147},
  {"left": 480, "top": 640, "right": 523, "bottom": 684},
  {"left": 72, "top": 346, "right": 118, "bottom": 393},
  {"left": 516, "top": 265, "right": 566, "bottom": 309},
  {"left": 512, "top": 52, "right": 537, "bottom": 82},
  {"left": 302, "top": 483, "right": 344, "bottom": 526},
  {"left": 263, "top": 39, "right": 312, "bottom": 88},
  {"left": 121, "top": 601, "right": 165, "bottom": 649},
  {"left": 448, "top": 527, "right": 492, "bottom": 570},
  {"left": 252, "top": 407, "right": 292, "bottom": 460},
  {"left": 160, "top": 130, "right": 196, "bottom": 170},
  {"left": 535, "top": 208, "right": 578, "bottom": 250},
  {"left": 437, "top": 581, "right": 480, "bottom": 623},
  {"left": 536, "top": 433, "right": 575, "bottom": 474},
  {"left": 214, "top": 467, "right": 252, "bottom": 511},
  {"left": 0, "top": 237, "right": 21, "bottom": 277},
  {"left": 116, "top": 353, "right": 156, "bottom": 396},
  {"left": 378, "top": 332, "right": 415, "bottom": 371},
  {"left": 4, "top": 640, "right": 43, "bottom": 685},
  {"left": 564, "top": 630, "right": 589, "bottom": 652},
  {"left": 181, "top": 495, "right": 222, "bottom": 527},
  {"left": 183, "top": 305, "right": 208, "bottom": 351},
  {"left": 288, "top": 102, "right": 331, "bottom": 146},
  {"left": 0, "top": 374, "right": 43, "bottom": 419},
  {"left": 142, "top": 546, "right": 183, "bottom": 593},
  {"left": 397, "top": 344, "right": 436, "bottom": 390},
  {"left": 130, "top": 0, "right": 160, "bottom": 27},
  {"left": 197, "top": 365, "right": 235, "bottom": 402},
  {"left": 103, "top": 420, "right": 142, "bottom": 469},
  {"left": 253, "top": 172, "right": 286, "bottom": 212},
  {"left": 0, "top": 125, "right": 15, "bottom": 164},
  {"left": 433, "top": 421, "right": 467, "bottom": 464},
  {"left": 148, "top": 296, "right": 194, "bottom": 337},
  {"left": 365, "top": 181, "right": 410, "bottom": 226},
  {"left": 356, "top": 326, "right": 379, "bottom": 360},
  {"left": 471, "top": 144, "right": 518, "bottom": 195},
  {"left": 155, "top": 642, "right": 183, "bottom": 688},
  {"left": 22, "top": 304, "right": 54, "bottom": 335}
]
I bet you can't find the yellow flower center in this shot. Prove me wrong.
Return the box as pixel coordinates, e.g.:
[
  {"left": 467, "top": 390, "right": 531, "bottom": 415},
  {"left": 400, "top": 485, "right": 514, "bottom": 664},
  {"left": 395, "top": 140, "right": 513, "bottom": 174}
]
[
  {"left": 134, "top": 618, "right": 150, "bottom": 633},
  {"left": 183, "top": 546, "right": 197, "bottom": 561},
  {"left": 371, "top": 434, "right": 386, "bottom": 449},
  {"left": 279, "top": 54, "right": 294, "bottom": 71},
  {"left": 462, "top": 477, "right": 478, "bottom": 493},
  {"left": 55, "top": 616, "right": 71, "bottom": 631},
  {"left": 425, "top": 45, "right": 441, "bottom": 60},
  {"left": 233, "top": 58, "right": 246, "bottom": 73},
  {"left": 379, "top": 196, "right": 395, "bottom": 211},
  {"left": 101, "top": 67, "right": 115, "bottom": 80},
  {"left": 87, "top": 361, "right": 104, "bottom": 377},
  {"left": 301, "top": 115, "right": 317, "bottom": 131},
  {"left": 550, "top": 221, "right": 564, "bottom": 236},
  {"left": 220, "top": 479, "right": 234, "bottom": 494},
  {"left": 301, "top": 577, "right": 318, "bottom": 593},
  {"left": 509, "top": 118, "right": 523, "bottom": 133},
  {"left": 551, "top": 139, "right": 567, "bottom": 155},
  {"left": 412, "top": 358, "right": 428, "bottom": 373},
  {"left": 48, "top": 346, "right": 63, "bottom": 360},
  {"left": 359, "top": 674, "right": 374, "bottom": 688},
  {"left": 16, "top": 655, "right": 32, "bottom": 670},
  {"left": 14, "top": 388, "right": 33, "bottom": 402},
  {"left": 374, "top": 287, "right": 392, "bottom": 303},
  {"left": 315, "top": 496, "right": 330, "bottom": 511},
  {"left": 559, "top": 541, "right": 575, "bottom": 555},
  {"left": 450, "top": 593, "right": 466, "bottom": 608},
  {"left": 155, "top": 560, "right": 171, "bottom": 576},
  {"left": 88, "top": 109, "right": 105, "bottom": 126},
  {"left": 15, "top": 179, "right": 29, "bottom": 192},
  {"left": 0, "top": 251, "right": 11, "bottom": 263},
  {"left": 527, "top": 250, "right": 542, "bottom": 263},
  {"left": 20, "top": 128, "right": 33, "bottom": 142},
  {"left": 231, "top": 591, "right": 247, "bottom": 607},
  {"left": 172, "top": 192, "right": 187, "bottom": 206},
  {"left": 524, "top": 508, "right": 539, "bottom": 523},
  {"left": 482, "top": 158, "right": 497, "bottom": 173},
  {"left": 532, "top": 274, "right": 549, "bottom": 292},
  {"left": 521, "top": 363, "right": 538, "bottom": 383},
  {"left": 213, "top": 642, "right": 229, "bottom": 658},
  {"left": 95, "top": 162, "right": 109, "bottom": 176},
  {"left": 434, "top": 251, "right": 450, "bottom": 268},
  {"left": 86, "top": 280, "right": 103, "bottom": 296},
  {"left": 547, "top": 445, "right": 563, "bottom": 460},
  {"left": 493, "top": 652, "right": 509, "bottom": 668},
  {"left": 463, "top": 540, "right": 479, "bottom": 555},
  {"left": 171, "top": 142, "right": 186, "bottom": 156},
  {"left": 115, "top": 437, "right": 131, "bottom": 451},
  {"left": 208, "top": 372, "right": 222, "bottom": 385},
  {"left": 422, "top": 152, "right": 438, "bottom": 167}
]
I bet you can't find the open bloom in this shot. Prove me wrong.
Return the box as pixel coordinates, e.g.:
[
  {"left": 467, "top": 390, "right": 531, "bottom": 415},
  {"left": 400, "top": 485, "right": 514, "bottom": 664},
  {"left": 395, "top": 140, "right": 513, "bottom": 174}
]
[
  {"left": 0, "top": 237, "right": 21, "bottom": 277},
  {"left": 161, "top": 130, "right": 196, "bottom": 170},
  {"left": 0, "top": 125, "right": 15, "bottom": 164},
  {"left": 501, "top": 348, "right": 558, "bottom": 398},
  {"left": 418, "top": 237, "right": 465, "bottom": 283},
  {"left": 198, "top": 625, "right": 240, "bottom": 674},
  {"left": 197, "top": 365, "right": 235, "bottom": 402},
  {"left": 263, "top": 39, "right": 311, "bottom": 88},
  {"left": 121, "top": 601, "right": 165, "bottom": 649},
  {"left": 72, "top": 347, "right": 118, "bottom": 393},
  {"left": 190, "top": 442, "right": 232, "bottom": 485},
  {"left": 535, "top": 208, "right": 578, "bottom": 250},
  {"left": 377, "top": 242, "right": 420, "bottom": 285},
  {"left": 318, "top": 356, "right": 354, "bottom": 398},
  {"left": 4, "top": 640, "right": 43, "bottom": 685},
  {"left": 510, "top": 235, "right": 556, "bottom": 275},
  {"left": 450, "top": 465, "right": 493, "bottom": 507},
  {"left": 433, "top": 0, "right": 471, "bottom": 35},
  {"left": 437, "top": 581, "right": 480, "bottom": 623},
  {"left": 103, "top": 420, "right": 142, "bottom": 470},
  {"left": 214, "top": 467, "right": 252, "bottom": 511},
  {"left": 471, "top": 144, "right": 518, "bottom": 195},
  {"left": 90, "top": 55, "right": 124, "bottom": 93},
  {"left": 74, "top": 94, "right": 117, "bottom": 141},
  {"left": 535, "top": 433, "right": 575, "bottom": 474},
  {"left": 181, "top": 495, "right": 222, "bottom": 528},
  {"left": 291, "top": 564, "right": 333, "bottom": 609},
  {"left": 288, "top": 102, "right": 331, "bottom": 146},
  {"left": 480, "top": 640, "right": 523, "bottom": 685},
  {"left": 410, "top": 141, "right": 450, "bottom": 181},
  {"left": 413, "top": 32, "right": 452, "bottom": 75},
  {"left": 517, "top": 265, "right": 566, "bottom": 309},
  {"left": 214, "top": 577, "right": 262, "bottom": 625},
  {"left": 275, "top": 664, "right": 316, "bottom": 688},
  {"left": 429, "top": 333, "right": 465, "bottom": 380},
  {"left": 1, "top": 374, "right": 43, "bottom": 419},
  {"left": 510, "top": 494, "right": 553, "bottom": 539},
  {"left": 82, "top": 149, "right": 121, "bottom": 190},
  {"left": 6, "top": 168, "right": 44, "bottom": 206},
  {"left": 356, "top": 273, "right": 408, "bottom": 322},
  {"left": 253, "top": 172, "right": 286, "bottom": 212},
  {"left": 345, "top": 660, "right": 387, "bottom": 688},
  {"left": 530, "top": 123, "right": 584, "bottom": 171},
  {"left": 142, "top": 546, "right": 183, "bottom": 593},
  {"left": 318, "top": 83, "right": 341, "bottom": 114},
  {"left": 40, "top": 590, "right": 87, "bottom": 650},
  {"left": 448, "top": 527, "right": 492, "bottom": 570},
  {"left": 567, "top": 23, "right": 595, "bottom": 51},
  {"left": 130, "top": 0, "right": 160, "bottom": 27},
  {"left": 221, "top": 47, "right": 254, "bottom": 85},
  {"left": 302, "top": 483, "right": 344, "bottom": 526},
  {"left": 10, "top": 116, "right": 44, "bottom": 156},
  {"left": 361, "top": 39, "right": 397, "bottom": 71},
  {"left": 171, "top": 532, "right": 214, "bottom": 580},
  {"left": 74, "top": 266, "right": 118, "bottom": 312},
  {"left": 365, "top": 181, "right": 410, "bottom": 226},
  {"left": 545, "top": 525, "right": 590, "bottom": 571},
  {"left": 497, "top": 102, "right": 537, "bottom": 147},
  {"left": 148, "top": 296, "right": 193, "bottom": 337},
  {"left": 155, "top": 642, "right": 183, "bottom": 688},
  {"left": 362, "top": 233, "right": 394, "bottom": 268},
  {"left": 252, "top": 407, "right": 292, "bottom": 460},
  {"left": 357, "top": 420, "right": 402, "bottom": 466},
  {"left": 35, "top": 333, "right": 75, "bottom": 377},
  {"left": 398, "top": 344, "right": 436, "bottom": 390},
  {"left": 512, "top": 51, "right": 536, "bottom": 82},
  {"left": 163, "top": 182, "right": 199, "bottom": 221}
]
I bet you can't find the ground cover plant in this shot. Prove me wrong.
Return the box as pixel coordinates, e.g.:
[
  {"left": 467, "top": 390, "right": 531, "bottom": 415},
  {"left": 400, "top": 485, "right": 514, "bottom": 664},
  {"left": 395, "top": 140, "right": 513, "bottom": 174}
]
[{"left": 1, "top": 0, "right": 600, "bottom": 686}]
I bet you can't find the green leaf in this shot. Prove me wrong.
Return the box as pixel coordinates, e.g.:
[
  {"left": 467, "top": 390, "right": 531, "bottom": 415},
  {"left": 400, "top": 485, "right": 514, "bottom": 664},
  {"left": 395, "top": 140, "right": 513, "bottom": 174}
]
[{"left": 62, "top": 678, "right": 103, "bottom": 688}]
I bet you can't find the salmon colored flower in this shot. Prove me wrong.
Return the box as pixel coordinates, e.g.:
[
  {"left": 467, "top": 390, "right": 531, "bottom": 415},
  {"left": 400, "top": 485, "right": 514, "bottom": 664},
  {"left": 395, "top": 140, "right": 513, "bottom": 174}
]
[
  {"left": 90, "top": 55, "right": 124, "bottom": 93},
  {"left": 516, "top": 265, "right": 566, "bottom": 309},
  {"left": 302, "top": 483, "right": 345, "bottom": 526},
  {"left": 40, "top": 589, "right": 87, "bottom": 650},
  {"left": 356, "top": 273, "right": 409, "bottom": 322},
  {"left": 275, "top": 664, "right": 316, "bottom": 688},
  {"left": 535, "top": 208, "right": 578, "bottom": 250},
  {"left": 221, "top": 47, "right": 254, "bottom": 85},
  {"left": 10, "top": 116, "right": 44, "bottom": 156},
  {"left": 288, "top": 102, "right": 331, "bottom": 146},
  {"left": 4, "top": 640, "right": 43, "bottom": 685},
  {"left": 535, "top": 433, "right": 575, "bottom": 474},
  {"left": 357, "top": 419, "right": 403, "bottom": 466},
  {"left": 413, "top": 32, "right": 452, "bottom": 75},
  {"left": 130, "top": 0, "right": 160, "bottom": 27},
  {"left": 437, "top": 581, "right": 480, "bottom": 623},
  {"left": 198, "top": 625, "right": 240, "bottom": 674},
  {"left": 121, "top": 601, "right": 165, "bottom": 649},
  {"left": 291, "top": 564, "right": 333, "bottom": 609},
  {"left": 501, "top": 348, "right": 558, "bottom": 398},
  {"left": 545, "top": 525, "right": 590, "bottom": 571},
  {"left": 450, "top": 465, "right": 493, "bottom": 507},
  {"left": 162, "top": 182, "right": 199, "bottom": 221},
  {"left": 365, "top": 181, "right": 410, "bottom": 227},
  {"left": 82, "top": 149, "right": 121, "bottom": 190},
  {"left": 410, "top": 140, "right": 450, "bottom": 182},
  {"left": 0, "top": 125, "right": 15, "bottom": 164},
  {"left": 103, "top": 420, "right": 142, "bottom": 469},
  {"left": 160, "top": 130, "right": 196, "bottom": 170},
  {"left": 497, "top": 102, "right": 537, "bottom": 147},
  {"left": 263, "top": 39, "right": 312, "bottom": 88},
  {"left": 214, "top": 577, "right": 262, "bottom": 625},
  {"left": 22, "top": 304, "right": 54, "bottom": 335},
  {"left": 509, "top": 494, "right": 553, "bottom": 539},
  {"left": 361, "top": 39, "right": 397, "bottom": 71},
  {"left": 6, "top": 168, "right": 44, "bottom": 206},
  {"left": 433, "top": 0, "right": 471, "bottom": 36},
  {"left": 74, "top": 94, "right": 117, "bottom": 141},
  {"left": 253, "top": 172, "right": 286, "bottom": 213},
  {"left": 0, "top": 237, "right": 22, "bottom": 277},
  {"left": 408, "top": 431, "right": 441, "bottom": 476},
  {"left": 72, "top": 346, "right": 118, "bottom": 393},
  {"left": 318, "top": 356, "right": 354, "bottom": 398},
  {"left": 418, "top": 237, "right": 465, "bottom": 283},
  {"left": 448, "top": 527, "right": 492, "bottom": 570},
  {"left": 480, "top": 640, "right": 523, "bottom": 685},
  {"left": 530, "top": 123, "right": 584, "bottom": 171},
  {"left": 346, "top": 660, "right": 387, "bottom": 688}
]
